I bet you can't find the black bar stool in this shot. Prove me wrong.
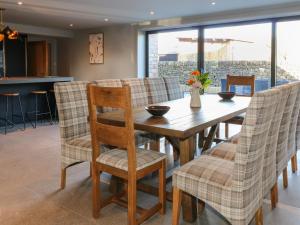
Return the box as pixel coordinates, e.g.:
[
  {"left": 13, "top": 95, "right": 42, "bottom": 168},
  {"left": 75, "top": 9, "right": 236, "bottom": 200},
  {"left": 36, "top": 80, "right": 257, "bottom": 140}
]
[
  {"left": 0, "top": 92, "right": 26, "bottom": 134},
  {"left": 27, "top": 90, "right": 53, "bottom": 128},
  {"left": 49, "top": 89, "right": 58, "bottom": 122}
]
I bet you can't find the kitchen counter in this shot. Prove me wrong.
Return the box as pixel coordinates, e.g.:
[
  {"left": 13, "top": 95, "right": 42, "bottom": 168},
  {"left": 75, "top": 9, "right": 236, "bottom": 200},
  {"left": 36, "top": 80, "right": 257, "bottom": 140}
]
[{"left": 0, "top": 76, "right": 73, "bottom": 84}]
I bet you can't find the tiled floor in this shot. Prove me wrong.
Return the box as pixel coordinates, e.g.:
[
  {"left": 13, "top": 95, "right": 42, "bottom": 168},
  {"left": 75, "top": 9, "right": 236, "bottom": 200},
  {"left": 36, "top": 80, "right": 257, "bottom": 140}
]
[{"left": 1, "top": 125, "right": 300, "bottom": 225}]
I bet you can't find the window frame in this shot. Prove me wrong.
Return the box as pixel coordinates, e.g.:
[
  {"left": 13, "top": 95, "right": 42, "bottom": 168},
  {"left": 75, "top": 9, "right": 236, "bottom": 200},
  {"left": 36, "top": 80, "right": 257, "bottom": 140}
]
[{"left": 145, "top": 15, "right": 300, "bottom": 87}]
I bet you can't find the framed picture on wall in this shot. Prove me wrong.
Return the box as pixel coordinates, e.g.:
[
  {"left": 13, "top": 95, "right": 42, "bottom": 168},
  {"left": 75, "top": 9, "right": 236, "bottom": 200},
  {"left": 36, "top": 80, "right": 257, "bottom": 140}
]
[{"left": 89, "top": 33, "right": 104, "bottom": 64}]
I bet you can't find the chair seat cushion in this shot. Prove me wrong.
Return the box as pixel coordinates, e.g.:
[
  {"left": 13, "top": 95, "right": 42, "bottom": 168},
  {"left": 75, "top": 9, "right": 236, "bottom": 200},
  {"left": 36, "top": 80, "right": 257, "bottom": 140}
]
[
  {"left": 173, "top": 155, "right": 234, "bottom": 198},
  {"left": 97, "top": 148, "right": 166, "bottom": 171},
  {"left": 66, "top": 135, "right": 92, "bottom": 152},
  {"left": 206, "top": 142, "right": 237, "bottom": 161}
]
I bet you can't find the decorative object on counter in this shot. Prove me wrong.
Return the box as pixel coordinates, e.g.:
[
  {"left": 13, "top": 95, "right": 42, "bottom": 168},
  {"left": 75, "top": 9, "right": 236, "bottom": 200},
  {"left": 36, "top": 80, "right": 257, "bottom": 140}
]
[
  {"left": 186, "top": 70, "right": 211, "bottom": 108},
  {"left": 0, "top": 8, "right": 19, "bottom": 42},
  {"left": 89, "top": 33, "right": 104, "bottom": 64},
  {"left": 218, "top": 91, "right": 235, "bottom": 101},
  {"left": 145, "top": 105, "right": 170, "bottom": 117}
]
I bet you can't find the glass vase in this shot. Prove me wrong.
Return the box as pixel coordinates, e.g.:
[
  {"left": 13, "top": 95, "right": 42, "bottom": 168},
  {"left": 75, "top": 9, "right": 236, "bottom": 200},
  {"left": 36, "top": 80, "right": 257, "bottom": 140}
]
[{"left": 190, "top": 88, "right": 201, "bottom": 108}]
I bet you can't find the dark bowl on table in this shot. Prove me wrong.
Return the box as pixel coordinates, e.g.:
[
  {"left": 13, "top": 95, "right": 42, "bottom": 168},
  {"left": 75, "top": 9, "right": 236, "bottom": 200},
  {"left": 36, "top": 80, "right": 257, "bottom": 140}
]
[
  {"left": 218, "top": 92, "right": 235, "bottom": 101},
  {"left": 145, "top": 105, "right": 170, "bottom": 117}
]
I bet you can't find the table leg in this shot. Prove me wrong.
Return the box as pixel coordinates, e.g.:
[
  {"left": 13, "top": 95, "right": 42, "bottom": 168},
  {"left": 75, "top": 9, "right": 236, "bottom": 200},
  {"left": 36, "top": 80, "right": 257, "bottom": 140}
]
[
  {"left": 179, "top": 136, "right": 197, "bottom": 222},
  {"left": 203, "top": 124, "right": 219, "bottom": 151}
]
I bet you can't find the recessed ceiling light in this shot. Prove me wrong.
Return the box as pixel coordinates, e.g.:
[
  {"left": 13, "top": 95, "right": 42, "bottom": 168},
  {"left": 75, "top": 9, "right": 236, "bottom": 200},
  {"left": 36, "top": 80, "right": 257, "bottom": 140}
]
[
  {"left": 150, "top": 11, "right": 155, "bottom": 15},
  {"left": 17, "top": 1, "right": 23, "bottom": 5},
  {"left": 104, "top": 18, "right": 109, "bottom": 22},
  {"left": 211, "top": 2, "right": 216, "bottom": 5},
  {"left": 69, "top": 24, "right": 74, "bottom": 27}
]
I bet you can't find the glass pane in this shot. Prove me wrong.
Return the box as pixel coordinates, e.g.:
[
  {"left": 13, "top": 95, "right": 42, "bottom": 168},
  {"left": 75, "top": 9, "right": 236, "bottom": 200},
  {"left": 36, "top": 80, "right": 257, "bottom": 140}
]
[
  {"left": 277, "top": 20, "right": 300, "bottom": 85},
  {"left": 204, "top": 23, "right": 272, "bottom": 94},
  {"left": 148, "top": 30, "right": 198, "bottom": 92}
]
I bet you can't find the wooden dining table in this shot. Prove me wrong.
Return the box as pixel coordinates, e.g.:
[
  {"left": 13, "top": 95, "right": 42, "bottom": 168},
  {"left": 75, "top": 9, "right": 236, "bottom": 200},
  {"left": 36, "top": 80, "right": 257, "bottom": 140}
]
[{"left": 98, "top": 94, "right": 251, "bottom": 222}]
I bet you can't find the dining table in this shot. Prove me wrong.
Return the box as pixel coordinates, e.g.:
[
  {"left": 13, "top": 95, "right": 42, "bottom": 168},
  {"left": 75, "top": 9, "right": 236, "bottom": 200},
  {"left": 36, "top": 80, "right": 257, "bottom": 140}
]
[{"left": 98, "top": 94, "right": 251, "bottom": 222}]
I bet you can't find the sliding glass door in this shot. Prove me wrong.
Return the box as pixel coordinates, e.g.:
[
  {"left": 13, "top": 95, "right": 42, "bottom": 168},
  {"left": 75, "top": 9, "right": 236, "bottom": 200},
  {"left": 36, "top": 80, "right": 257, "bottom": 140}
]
[
  {"left": 204, "top": 23, "right": 272, "bottom": 93},
  {"left": 277, "top": 20, "right": 300, "bottom": 85}
]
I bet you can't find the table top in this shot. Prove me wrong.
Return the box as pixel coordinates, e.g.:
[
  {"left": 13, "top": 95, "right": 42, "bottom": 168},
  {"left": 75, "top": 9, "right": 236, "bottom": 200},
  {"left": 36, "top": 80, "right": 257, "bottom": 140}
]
[{"left": 99, "top": 94, "right": 251, "bottom": 139}]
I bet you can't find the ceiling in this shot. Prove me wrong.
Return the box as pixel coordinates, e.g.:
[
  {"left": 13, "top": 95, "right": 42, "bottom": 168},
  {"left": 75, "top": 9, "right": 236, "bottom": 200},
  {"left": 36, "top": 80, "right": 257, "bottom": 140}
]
[{"left": 1, "top": 0, "right": 300, "bottom": 29}]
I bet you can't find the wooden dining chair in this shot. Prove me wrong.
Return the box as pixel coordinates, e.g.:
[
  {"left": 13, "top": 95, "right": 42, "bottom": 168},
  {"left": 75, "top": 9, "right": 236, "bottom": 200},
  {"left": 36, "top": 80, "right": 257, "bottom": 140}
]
[
  {"left": 172, "top": 88, "right": 280, "bottom": 225},
  {"left": 87, "top": 84, "right": 166, "bottom": 225},
  {"left": 224, "top": 75, "right": 255, "bottom": 138}
]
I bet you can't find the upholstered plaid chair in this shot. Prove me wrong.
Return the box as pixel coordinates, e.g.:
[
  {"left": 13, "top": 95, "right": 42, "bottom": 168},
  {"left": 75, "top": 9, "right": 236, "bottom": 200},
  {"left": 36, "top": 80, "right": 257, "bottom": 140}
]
[
  {"left": 163, "top": 76, "right": 183, "bottom": 101},
  {"left": 287, "top": 82, "right": 300, "bottom": 174},
  {"left": 54, "top": 81, "right": 92, "bottom": 189},
  {"left": 121, "top": 78, "right": 149, "bottom": 107},
  {"left": 274, "top": 82, "right": 298, "bottom": 190},
  {"left": 144, "top": 77, "right": 169, "bottom": 104},
  {"left": 172, "top": 88, "right": 280, "bottom": 225},
  {"left": 207, "top": 84, "right": 290, "bottom": 209},
  {"left": 296, "top": 105, "right": 300, "bottom": 170}
]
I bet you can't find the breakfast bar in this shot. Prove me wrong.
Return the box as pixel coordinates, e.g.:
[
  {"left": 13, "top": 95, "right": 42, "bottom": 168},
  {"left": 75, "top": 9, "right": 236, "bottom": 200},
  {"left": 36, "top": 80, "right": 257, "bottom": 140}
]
[{"left": 0, "top": 76, "right": 73, "bottom": 123}]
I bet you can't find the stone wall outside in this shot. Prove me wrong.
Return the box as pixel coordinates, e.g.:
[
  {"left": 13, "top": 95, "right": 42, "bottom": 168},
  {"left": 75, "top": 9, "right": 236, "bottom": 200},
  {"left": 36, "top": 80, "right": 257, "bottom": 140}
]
[{"left": 158, "top": 60, "right": 295, "bottom": 87}]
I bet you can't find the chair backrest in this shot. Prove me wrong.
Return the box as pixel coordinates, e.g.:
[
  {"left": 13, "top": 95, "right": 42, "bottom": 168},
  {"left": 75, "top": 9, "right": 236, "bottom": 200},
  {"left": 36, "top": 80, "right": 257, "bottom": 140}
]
[
  {"left": 275, "top": 82, "right": 298, "bottom": 176},
  {"left": 163, "top": 76, "right": 183, "bottom": 101},
  {"left": 232, "top": 88, "right": 280, "bottom": 213},
  {"left": 94, "top": 79, "right": 122, "bottom": 113},
  {"left": 87, "top": 84, "right": 136, "bottom": 171},
  {"left": 144, "top": 77, "right": 168, "bottom": 104},
  {"left": 54, "top": 81, "right": 90, "bottom": 141},
  {"left": 287, "top": 82, "right": 300, "bottom": 159},
  {"left": 226, "top": 75, "right": 255, "bottom": 97},
  {"left": 262, "top": 85, "right": 289, "bottom": 197},
  {"left": 121, "top": 78, "right": 148, "bottom": 107}
]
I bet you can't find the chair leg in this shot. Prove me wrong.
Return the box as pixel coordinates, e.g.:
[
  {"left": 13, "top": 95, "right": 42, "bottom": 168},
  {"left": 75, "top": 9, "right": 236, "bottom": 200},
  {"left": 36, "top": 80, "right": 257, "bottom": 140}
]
[
  {"left": 149, "top": 139, "right": 160, "bottom": 151},
  {"left": 225, "top": 123, "right": 229, "bottom": 138},
  {"left": 172, "top": 187, "right": 182, "bottom": 225},
  {"left": 61, "top": 167, "right": 67, "bottom": 189},
  {"left": 216, "top": 125, "right": 220, "bottom": 138},
  {"left": 159, "top": 160, "right": 166, "bottom": 215},
  {"left": 90, "top": 162, "right": 92, "bottom": 177},
  {"left": 18, "top": 95, "right": 26, "bottom": 131},
  {"left": 291, "top": 154, "right": 297, "bottom": 173},
  {"left": 283, "top": 167, "right": 288, "bottom": 189},
  {"left": 255, "top": 206, "right": 263, "bottom": 225},
  {"left": 93, "top": 167, "right": 101, "bottom": 218},
  {"left": 197, "top": 199, "right": 205, "bottom": 214},
  {"left": 127, "top": 176, "right": 137, "bottom": 225},
  {"left": 270, "top": 182, "right": 277, "bottom": 209}
]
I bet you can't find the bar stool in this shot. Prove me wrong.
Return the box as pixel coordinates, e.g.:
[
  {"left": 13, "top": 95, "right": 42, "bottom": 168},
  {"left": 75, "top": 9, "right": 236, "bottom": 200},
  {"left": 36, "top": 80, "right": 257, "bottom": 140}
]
[
  {"left": 0, "top": 92, "right": 26, "bottom": 134},
  {"left": 27, "top": 90, "right": 53, "bottom": 128},
  {"left": 49, "top": 89, "right": 58, "bottom": 121}
]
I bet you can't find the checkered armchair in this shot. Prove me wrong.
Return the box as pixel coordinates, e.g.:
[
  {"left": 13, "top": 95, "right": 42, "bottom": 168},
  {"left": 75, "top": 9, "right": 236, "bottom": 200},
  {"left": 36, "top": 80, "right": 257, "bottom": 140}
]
[
  {"left": 275, "top": 83, "right": 298, "bottom": 181},
  {"left": 286, "top": 82, "right": 300, "bottom": 173},
  {"left": 173, "top": 88, "right": 280, "bottom": 225},
  {"left": 54, "top": 81, "right": 92, "bottom": 188},
  {"left": 121, "top": 78, "right": 149, "bottom": 107},
  {"left": 144, "top": 77, "right": 169, "bottom": 104},
  {"left": 163, "top": 76, "right": 183, "bottom": 101}
]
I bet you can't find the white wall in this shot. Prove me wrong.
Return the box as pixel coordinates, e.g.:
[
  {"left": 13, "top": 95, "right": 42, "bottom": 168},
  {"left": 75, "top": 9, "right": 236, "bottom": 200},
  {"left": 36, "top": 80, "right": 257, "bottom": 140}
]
[{"left": 57, "top": 24, "right": 138, "bottom": 81}]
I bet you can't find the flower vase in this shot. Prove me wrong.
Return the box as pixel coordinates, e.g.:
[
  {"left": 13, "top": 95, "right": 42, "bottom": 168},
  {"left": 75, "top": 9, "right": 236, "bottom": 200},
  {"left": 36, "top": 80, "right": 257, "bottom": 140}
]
[{"left": 190, "top": 88, "right": 201, "bottom": 108}]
